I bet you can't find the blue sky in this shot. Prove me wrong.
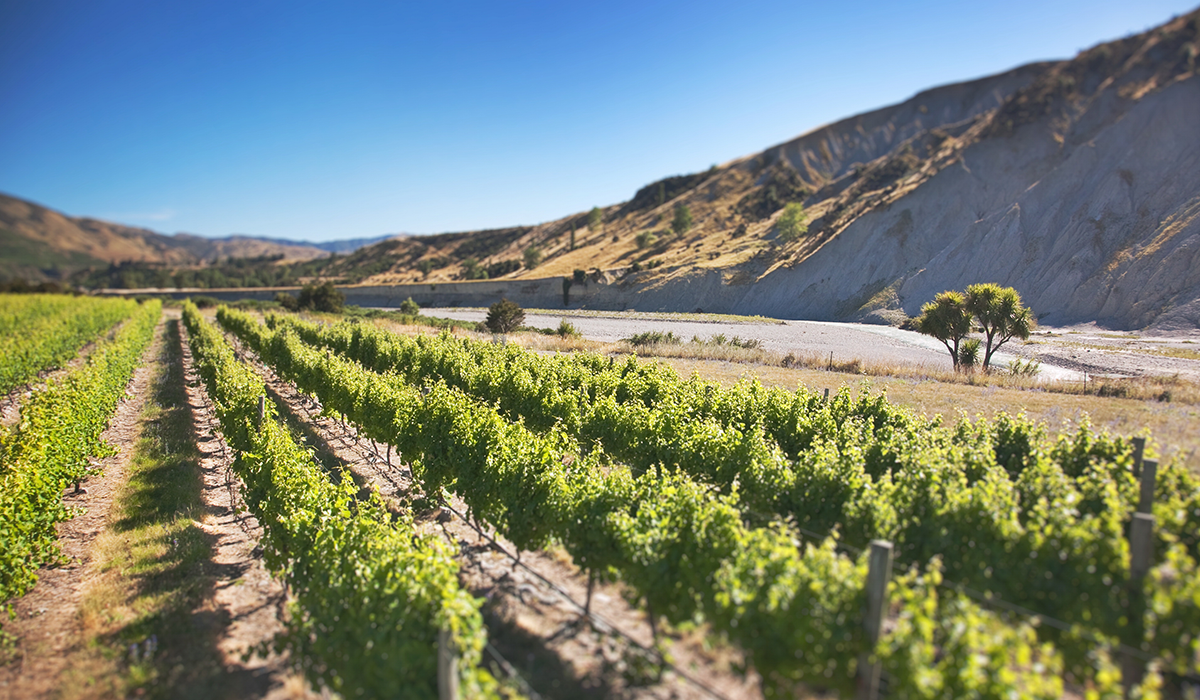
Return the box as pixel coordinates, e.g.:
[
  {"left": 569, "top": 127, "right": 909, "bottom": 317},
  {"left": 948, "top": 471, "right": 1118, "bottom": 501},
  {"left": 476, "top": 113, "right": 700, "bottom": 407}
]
[{"left": 1, "top": 1, "right": 1195, "bottom": 242}]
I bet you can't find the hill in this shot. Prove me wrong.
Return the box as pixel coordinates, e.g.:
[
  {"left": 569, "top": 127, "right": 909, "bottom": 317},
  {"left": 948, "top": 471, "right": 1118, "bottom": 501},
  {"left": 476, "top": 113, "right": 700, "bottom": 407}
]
[
  {"left": 0, "top": 193, "right": 331, "bottom": 282},
  {"left": 313, "top": 9, "right": 1198, "bottom": 331}
]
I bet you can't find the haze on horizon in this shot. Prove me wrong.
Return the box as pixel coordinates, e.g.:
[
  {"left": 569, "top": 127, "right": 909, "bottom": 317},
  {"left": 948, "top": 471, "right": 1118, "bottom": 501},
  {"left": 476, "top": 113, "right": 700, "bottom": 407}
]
[{"left": 1, "top": 0, "right": 1196, "bottom": 243}]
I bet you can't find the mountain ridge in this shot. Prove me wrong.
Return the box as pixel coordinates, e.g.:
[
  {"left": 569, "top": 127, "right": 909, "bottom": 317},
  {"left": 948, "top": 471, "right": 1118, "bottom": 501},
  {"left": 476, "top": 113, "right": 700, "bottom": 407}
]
[{"left": 4, "top": 9, "right": 1198, "bottom": 331}]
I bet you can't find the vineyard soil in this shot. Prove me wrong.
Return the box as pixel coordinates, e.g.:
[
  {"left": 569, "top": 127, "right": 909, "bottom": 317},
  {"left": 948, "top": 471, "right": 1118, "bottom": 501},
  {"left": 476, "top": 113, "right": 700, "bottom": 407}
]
[{"left": 0, "top": 315, "right": 320, "bottom": 699}]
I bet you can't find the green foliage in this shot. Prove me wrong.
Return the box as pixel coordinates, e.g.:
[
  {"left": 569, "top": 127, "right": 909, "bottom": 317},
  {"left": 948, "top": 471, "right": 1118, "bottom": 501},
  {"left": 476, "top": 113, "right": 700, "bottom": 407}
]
[
  {"left": 274, "top": 292, "right": 300, "bottom": 311},
  {"left": 296, "top": 281, "right": 344, "bottom": 313},
  {"left": 958, "top": 337, "right": 981, "bottom": 369},
  {"left": 775, "top": 202, "right": 809, "bottom": 242},
  {"left": 254, "top": 311, "right": 1200, "bottom": 691},
  {"left": 555, "top": 319, "right": 580, "bottom": 338},
  {"left": 188, "top": 305, "right": 500, "bottom": 699},
  {"left": 671, "top": 203, "right": 693, "bottom": 236},
  {"left": 635, "top": 231, "right": 658, "bottom": 250},
  {"left": 965, "top": 283, "right": 1035, "bottom": 369},
  {"left": 916, "top": 290, "right": 973, "bottom": 370},
  {"left": 523, "top": 246, "right": 543, "bottom": 270},
  {"left": 216, "top": 308, "right": 1118, "bottom": 697},
  {"left": 626, "top": 331, "right": 681, "bottom": 346},
  {"left": 735, "top": 163, "right": 810, "bottom": 221},
  {"left": 692, "top": 333, "right": 763, "bottom": 349},
  {"left": 485, "top": 298, "right": 524, "bottom": 334},
  {"left": 460, "top": 257, "right": 488, "bottom": 280},
  {"left": 399, "top": 297, "right": 420, "bottom": 315},
  {"left": 0, "top": 300, "right": 160, "bottom": 616},
  {"left": 1008, "top": 356, "right": 1041, "bottom": 377},
  {"left": 0, "top": 294, "right": 139, "bottom": 394},
  {"left": 573, "top": 269, "right": 588, "bottom": 285},
  {"left": 587, "top": 206, "right": 603, "bottom": 232}
]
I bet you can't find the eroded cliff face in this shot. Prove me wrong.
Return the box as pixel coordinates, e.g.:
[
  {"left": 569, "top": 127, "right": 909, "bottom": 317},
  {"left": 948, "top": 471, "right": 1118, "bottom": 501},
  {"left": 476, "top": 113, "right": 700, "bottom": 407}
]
[
  {"left": 734, "top": 74, "right": 1200, "bottom": 331},
  {"left": 635, "top": 11, "right": 1200, "bottom": 332}
]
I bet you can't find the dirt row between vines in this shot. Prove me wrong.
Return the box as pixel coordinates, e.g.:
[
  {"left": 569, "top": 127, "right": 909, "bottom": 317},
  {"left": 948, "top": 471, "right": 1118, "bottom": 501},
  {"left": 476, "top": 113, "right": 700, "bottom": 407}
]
[
  {"left": 228, "top": 329, "right": 765, "bottom": 700},
  {"left": 1, "top": 316, "right": 318, "bottom": 699}
]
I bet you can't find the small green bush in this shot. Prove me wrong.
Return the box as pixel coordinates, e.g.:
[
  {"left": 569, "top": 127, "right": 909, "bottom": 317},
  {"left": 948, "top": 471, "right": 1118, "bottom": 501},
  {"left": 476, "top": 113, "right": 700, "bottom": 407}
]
[
  {"left": 399, "top": 297, "right": 420, "bottom": 315},
  {"left": 626, "top": 331, "right": 681, "bottom": 346},
  {"left": 297, "top": 282, "right": 345, "bottom": 313},
  {"left": 635, "top": 231, "right": 658, "bottom": 249},
  {"left": 485, "top": 299, "right": 524, "bottom": 334}
]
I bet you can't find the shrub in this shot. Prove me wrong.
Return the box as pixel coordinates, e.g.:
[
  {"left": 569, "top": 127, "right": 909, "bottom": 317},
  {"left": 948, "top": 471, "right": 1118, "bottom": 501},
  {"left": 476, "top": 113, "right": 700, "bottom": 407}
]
[
  {"left": 189, "top": 295, "right": 219, "bottom": 309},
  {"left": 1008, "top": 357, "right": 1041, "bottom": 377},
  {"left": 776, "top": 202, "right": 809, "bottom": 242},
  {"left": 626, "top": 331, "right": 681, "bottom": 346},
  {"left": 297, "top": 282, "right": 345, "bottom": 313},
  {"left": 587, "top": 207, "right": 603, "bottom": 232},
  {"left": 958, "top": 338, "right": 981, "bottom": 369},
  {"left": 555, "top": 320, "right": 580, "bottom": 338},
  {"left": 275, "top": 292, "right": 300, "bottom": 311},
  {"left": 635, "top": 231, "right": 658, "bottom": 250},
  {"left": 671, "top": 203, "right": 693, "bottom": 236},
  {"left": 461, "top": 258, "right": 488, "bottom": 280},
  {"left": 399, "top": 297, "right": 420, "bottom": 316},
  {"left": 523, "top": 247, "right": 543, "bottom": 270},
  {"left": 485, "top": 299, "right": 524, "bottom": 334}
]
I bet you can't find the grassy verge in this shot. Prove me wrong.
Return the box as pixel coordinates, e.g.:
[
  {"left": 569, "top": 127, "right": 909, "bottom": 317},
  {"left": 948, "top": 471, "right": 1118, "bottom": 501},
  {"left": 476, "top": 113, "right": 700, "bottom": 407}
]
[{"left": 57, "top": 320, "right": 248, "bottom": 700}]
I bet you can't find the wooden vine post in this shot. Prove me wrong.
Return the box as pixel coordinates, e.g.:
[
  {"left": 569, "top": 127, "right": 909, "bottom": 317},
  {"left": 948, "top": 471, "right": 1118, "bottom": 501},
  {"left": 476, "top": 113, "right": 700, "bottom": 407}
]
[
  {"left": 857, "top": 540, "right": 893, "bottom": 700},
  {"left": 438, "top": 627, "right": 460, "bottom": 700},
  {"left": 1122, "top": 457, "right": 1157, "bottom": 697},
  {"left": 1130, "top": 436, "right": 1146, "bottom": 477},
  {"left": 257, "top": 395, "right": 266, "bottom": 427}
]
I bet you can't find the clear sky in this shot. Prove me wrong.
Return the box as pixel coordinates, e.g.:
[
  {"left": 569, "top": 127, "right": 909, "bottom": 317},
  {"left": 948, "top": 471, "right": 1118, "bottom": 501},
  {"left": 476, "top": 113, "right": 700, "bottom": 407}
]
[{"left": 1, "top": 1, "right": 1195, "bottom": 242}]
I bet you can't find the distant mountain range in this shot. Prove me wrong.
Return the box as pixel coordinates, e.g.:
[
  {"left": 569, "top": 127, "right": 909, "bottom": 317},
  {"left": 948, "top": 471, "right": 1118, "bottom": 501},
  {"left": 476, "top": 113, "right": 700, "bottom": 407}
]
[{"left": 0, "top": 193, "right": 403, "bottom": 281}]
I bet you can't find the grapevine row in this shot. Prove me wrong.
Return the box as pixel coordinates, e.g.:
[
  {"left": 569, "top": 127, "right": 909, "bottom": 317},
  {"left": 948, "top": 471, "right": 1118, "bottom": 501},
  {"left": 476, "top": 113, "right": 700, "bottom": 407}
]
[
  {"left": 180, "top": 304, "right": 503, "bottom": 700},
  {"left": 0, "top": 299, "right": 160, "bottom": 609},
  {"left": 256, "top": 311, "right": 1200, "bottom": 677},
  {"left": 0, "top": 294, "right": 141, "bottom": 394},
  {"left": 222, "top": 309, "right": 1089, "bottom": 698}
]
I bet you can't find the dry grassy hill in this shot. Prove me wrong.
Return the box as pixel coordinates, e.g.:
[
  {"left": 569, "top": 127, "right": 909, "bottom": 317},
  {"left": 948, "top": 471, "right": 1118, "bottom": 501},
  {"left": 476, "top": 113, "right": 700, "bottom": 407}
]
[
  {"left": 0, "top": 193, "right": 330, "bottom": 281},
  {"left": 321, "top": 9, "right": 1199, "bottom": 331}
]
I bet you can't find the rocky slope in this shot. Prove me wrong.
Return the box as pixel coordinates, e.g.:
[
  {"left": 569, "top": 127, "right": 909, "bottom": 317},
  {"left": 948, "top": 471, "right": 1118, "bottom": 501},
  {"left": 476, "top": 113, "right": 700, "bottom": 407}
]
[{"left": 315, "top": 9, "right": 1199, "bottom": 332}]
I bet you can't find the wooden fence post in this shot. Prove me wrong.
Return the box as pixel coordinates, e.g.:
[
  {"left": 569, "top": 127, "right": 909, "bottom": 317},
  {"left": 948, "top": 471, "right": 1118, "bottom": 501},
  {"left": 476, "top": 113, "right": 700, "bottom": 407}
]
[
  {"left": 824, "top": 388, "right": 830, "bottom": 402},
  {"left": 1137, "top": 459, "right": 1157, "bottom": 514},
  {"left": 1130, "top": 437, "right": 1145, "bottom": 478},
  {"left": 438, "top": 627, "right": 459, "bottom": 700},
  {"left": 257, "top": 395, "right": 265, "bottom": 427},
  {"left": 1122, "top": 513, "right": 1155, "bottom": 697},
  {"left": 857, "top": 540, "right": 893, "bottom": 700}
]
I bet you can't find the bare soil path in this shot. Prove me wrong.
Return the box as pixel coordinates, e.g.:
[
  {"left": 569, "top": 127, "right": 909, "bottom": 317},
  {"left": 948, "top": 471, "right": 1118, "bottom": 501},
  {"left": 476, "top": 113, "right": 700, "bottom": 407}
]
[
  {"left": 1, "top": 315, "right": 321, "bottom": 700},
  {"left": 0, "top": 319, "right": 163, "bottom": 700}
]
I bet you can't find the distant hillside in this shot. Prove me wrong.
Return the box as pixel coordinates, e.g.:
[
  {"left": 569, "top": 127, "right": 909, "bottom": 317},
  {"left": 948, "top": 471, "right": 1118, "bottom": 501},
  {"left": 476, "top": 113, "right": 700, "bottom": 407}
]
[
  {"left": 0, "top": 193, "right": 330, "bottom": 282},
  {"left": 313, "top": 9, "right": 1199, "bottom": 331}
]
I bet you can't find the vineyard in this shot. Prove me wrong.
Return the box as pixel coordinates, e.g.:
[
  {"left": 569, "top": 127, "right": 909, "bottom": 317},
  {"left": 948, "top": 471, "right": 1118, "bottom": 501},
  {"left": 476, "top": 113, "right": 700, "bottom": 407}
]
[{"left": 1, "top": 295, "right": 1198, "bottom": 699}]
